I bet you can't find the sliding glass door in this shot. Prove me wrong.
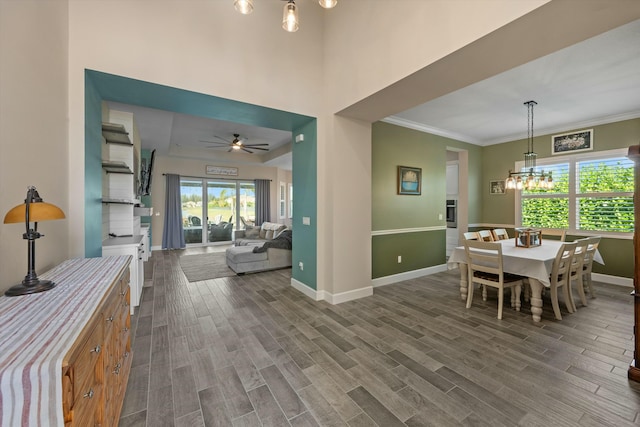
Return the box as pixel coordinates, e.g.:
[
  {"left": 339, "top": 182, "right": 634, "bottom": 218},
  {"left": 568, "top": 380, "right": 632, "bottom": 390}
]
[{"left": 180, "top": 177, "right": 255, "bottom": 245}]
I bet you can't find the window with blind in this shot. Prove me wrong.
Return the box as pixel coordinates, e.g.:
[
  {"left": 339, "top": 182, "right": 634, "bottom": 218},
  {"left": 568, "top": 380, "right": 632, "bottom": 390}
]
[{"left": 517, "top": 148, "right": 634, "bottom": 234}]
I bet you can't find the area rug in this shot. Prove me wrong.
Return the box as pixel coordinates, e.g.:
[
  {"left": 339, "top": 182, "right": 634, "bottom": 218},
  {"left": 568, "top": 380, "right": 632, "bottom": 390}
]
[{"left": 179, "top": 252, "right": 235, "bottom": 282}]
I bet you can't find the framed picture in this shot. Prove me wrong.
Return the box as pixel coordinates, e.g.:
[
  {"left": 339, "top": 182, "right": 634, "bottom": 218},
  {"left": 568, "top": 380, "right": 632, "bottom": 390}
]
[
  {"left": 206, "top": 165, "right": 238, "bottom": 176},
  {"left": 397, "top": 166, "right": 421, "bottom": 195},
  {"left": 489, "top": 180, "right": 505, "bottom": 195},
  {"left": 552, "top": 129, "right": 593, "bottom": 155}
]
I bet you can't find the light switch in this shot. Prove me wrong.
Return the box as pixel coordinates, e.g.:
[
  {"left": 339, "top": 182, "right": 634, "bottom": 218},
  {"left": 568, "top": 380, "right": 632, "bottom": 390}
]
[{"left": 303, "top": 217, "right": 311, "bottom": 225}]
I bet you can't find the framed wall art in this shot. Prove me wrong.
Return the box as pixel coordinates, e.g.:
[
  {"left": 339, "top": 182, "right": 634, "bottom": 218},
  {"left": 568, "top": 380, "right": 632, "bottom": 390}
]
[
  {"left": 552, "top": 129, "right": 593, "bottom": 155},
  {"left": 489, "top": 180, "right": 506, "bottom": 195},
  {"left": 397, "top": 166, "right": 421, "bottom": 195}
]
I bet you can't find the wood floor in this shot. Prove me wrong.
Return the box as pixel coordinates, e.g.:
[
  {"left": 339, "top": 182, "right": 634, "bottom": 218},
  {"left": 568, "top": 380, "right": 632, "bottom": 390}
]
[{"left": 119, "top": 248, "right": 640, "bottom": 426}]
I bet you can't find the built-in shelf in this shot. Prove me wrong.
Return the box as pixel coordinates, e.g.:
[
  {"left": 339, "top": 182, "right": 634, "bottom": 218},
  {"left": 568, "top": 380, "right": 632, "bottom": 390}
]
[
  {"left": 102, "top": 198, "right": 138, "bottom": 205},
  {"left": 102, "top": 122, "right": 132, "bottom": 145}
]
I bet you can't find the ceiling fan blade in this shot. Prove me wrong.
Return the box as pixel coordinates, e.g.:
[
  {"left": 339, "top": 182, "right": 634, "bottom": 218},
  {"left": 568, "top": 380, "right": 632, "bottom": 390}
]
[
  {"left": 200, "top": 140, "right": 231, "bottom": 146},
  {"left": 244, "top": 143, "right": 269, "bottom": 147},
  {"left": 228, "top": 147, "right": 234, "bottom": 152},
  {"left": 214, "top": 135, "right": 233, "bottom": 143},
  {"left": 241, "top": 147, "right": 254, "bottom": 154},
  {"left": 245, "top": 146, "right": 268, "bottom": 151}
]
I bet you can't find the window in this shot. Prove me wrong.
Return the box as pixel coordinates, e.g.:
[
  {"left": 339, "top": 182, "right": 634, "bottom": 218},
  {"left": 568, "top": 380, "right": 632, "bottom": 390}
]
[
  {"left": 516, "top": 148, "right": 634, "bottom": 235},
  {"left": 288, "top": 183, "right": 293, "bottom": 219},
  {"left": 279, "top": 182, "right": 286, "bottom": 219}
]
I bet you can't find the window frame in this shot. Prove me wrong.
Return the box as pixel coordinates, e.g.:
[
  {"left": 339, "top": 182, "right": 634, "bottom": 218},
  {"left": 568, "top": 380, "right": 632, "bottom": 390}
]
[{"left": 514, "top": 147, "right": 633, "bottom": 239}]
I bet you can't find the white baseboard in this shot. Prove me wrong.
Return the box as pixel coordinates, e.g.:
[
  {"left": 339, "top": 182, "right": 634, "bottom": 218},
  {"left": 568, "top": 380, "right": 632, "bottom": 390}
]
[
  {"left": 291, "top": 278, "right": 323, "bottom": 301},
  {"left": 290, "top": 278, "right": 373, "bottom": 304},
  {"left": 372, "top": 264, "right": 449, "bottom": 288},
  {"left": 592, "top": 273, "right": 633, "bottom": 287}
]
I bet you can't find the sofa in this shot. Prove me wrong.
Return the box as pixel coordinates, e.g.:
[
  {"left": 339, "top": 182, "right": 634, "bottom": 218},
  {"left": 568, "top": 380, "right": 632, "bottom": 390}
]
[
  {"left": 227, "top": 224, "right": 292, "bottom": 274},
  {"left": 234, "top": 221, "right": 288, "bottom": 245}
]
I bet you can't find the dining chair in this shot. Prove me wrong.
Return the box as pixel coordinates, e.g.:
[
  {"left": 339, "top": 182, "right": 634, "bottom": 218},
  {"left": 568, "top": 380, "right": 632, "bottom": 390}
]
[
  {"left": 477, "top": 230, "right": 495, "bottom": 242},
  {"left": 463, "top": 232, "right": 479, "bottom": 240},
  {"left": 464, "top": 240, "right": 524, "bottom": 320},
  {"left": 579, "top": 236, "right": 601, "bottom": 300},
  {"left": 569, "top": 238, "right": 590, "bottom": 310},
  {"left": 541, "top": 228, "right": 566, "bottom": 241},
  {"left": 492, "top": 228, "right": 509, "bottom": 241},
  {"left": 548, "top": 241, "right": 577, "bottom": 320}
]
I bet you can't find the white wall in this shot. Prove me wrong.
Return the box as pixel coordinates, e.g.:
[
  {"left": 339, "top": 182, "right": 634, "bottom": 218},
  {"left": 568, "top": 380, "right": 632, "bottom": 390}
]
[
  {"left": 149, "top": 155, "right": 289, "bottom": 247},
  {"left": 0, "top": 1, "right": 69, "bottom": 294}
]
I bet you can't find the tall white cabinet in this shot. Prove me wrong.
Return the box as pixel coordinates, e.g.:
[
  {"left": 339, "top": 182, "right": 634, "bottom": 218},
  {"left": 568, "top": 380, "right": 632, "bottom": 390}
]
[{"left": 101, "top": 108, "right": 146, "bottom": 314}]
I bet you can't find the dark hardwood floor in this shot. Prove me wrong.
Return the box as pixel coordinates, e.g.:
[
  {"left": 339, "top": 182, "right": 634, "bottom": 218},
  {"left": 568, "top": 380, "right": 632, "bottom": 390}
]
[{"left": 119, "top": 248, "right": 640, "bottom": 426}]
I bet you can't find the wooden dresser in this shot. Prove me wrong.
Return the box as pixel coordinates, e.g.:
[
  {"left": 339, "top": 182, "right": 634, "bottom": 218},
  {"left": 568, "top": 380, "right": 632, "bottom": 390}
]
[{"left": 0, "top": 256, "right": 133, "bottom": 426}]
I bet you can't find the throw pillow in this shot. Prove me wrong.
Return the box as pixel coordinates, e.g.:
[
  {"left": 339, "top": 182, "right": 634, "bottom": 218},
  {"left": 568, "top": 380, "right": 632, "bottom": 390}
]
[
  {"left": 265, "top": 230, "right": 275, "bottom": 240},
  {"left": 259, "top": 228, "right": 267, "bottom": 239},
  {"left": 244, "top": 227, "right": 260, "bottom": 239}
]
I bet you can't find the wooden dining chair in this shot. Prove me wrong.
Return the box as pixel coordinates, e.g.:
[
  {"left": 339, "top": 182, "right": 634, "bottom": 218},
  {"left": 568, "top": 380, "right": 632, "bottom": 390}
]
[
  {"left": 463, "top": 232, "right": 479, "bottom": 240},
  {"left": 569, "top": 238, "right": 590, "bottom": 310},
  {"left": 492, "top": 228, "right": 509, "bottom": 241},
  {"left": 464, "top": 240, "right": 524, "bottom": 320},
  {"left": 579, "top": 236, "right": 601, "bottom": 300},
  {"left": 548, "top": 241, "right": 577, "bottom": 320},
  {"left": 477, "top": 230, "right": 495, "bottom": 242},
  {"left": 541, "top": 228, "right": 566, "bottom": 241}
]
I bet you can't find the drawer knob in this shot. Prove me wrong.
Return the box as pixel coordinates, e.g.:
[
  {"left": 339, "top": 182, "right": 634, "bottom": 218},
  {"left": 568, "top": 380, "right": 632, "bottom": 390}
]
[
  {"left": 122, "top": 327, "right": 129, "bottom": 333},
  {"left": 120, "top": 291, "right": 126, "bottom": 296},
  {"left": 83, "top": 389, "right": 94, "bottom": 399},
  {"left": 124, "top": 351, "right": 130, "bottom": 358},
  {"left": 106, "top": 315, "right": 114, "bottom": 322},
  {"left": 90, "top": 345, "right": 101, "bottom": 354},
  {"left": 113, "top": 363, "right": 121, "bottom": 375}
]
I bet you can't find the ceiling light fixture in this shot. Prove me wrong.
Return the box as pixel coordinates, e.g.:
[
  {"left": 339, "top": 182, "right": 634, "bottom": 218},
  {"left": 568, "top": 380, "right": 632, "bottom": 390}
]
[
  {"left": 505, "top": 101, "right": 554, "bottom": 191},
  {"left": 234, "top": 0, "right": 254, "bottom": 15},
  {"left": 235, "top": 0, "right": 336, "bottom": 33},
  {"left": 282, "top": 0, "right": 299, "bottom": 33}
]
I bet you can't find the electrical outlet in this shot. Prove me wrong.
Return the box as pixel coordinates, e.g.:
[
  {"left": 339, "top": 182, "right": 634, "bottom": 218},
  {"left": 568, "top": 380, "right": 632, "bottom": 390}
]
[
  {"left": 397, "top": 255, "right": 402, "bottom": 263},
  {"left": 299, "top": 261, "right": 304, "bottom": 271},
  {"left": 438, "top": 213, "right": 443, "bottom": 220}
]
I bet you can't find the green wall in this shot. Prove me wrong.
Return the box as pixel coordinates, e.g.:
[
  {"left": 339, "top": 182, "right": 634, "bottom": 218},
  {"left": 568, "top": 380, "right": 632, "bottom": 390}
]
[
  {"left": 371, "top": 122, "right": 480, "bottom": 279},
  {"left": 84, "top": 73, "right": 103, "bottom": 258},
  {"left": 84, "top": 70, "right": 318, "bottom": 290},
  {"left": 292, "top": 120, "right": 317, "bottom": 289},
  {"left": 481, "top": 118, "right": 640, "bottom": 279},
  {"left": 372, "top": 119, "right": 638, "bottom": 281}
]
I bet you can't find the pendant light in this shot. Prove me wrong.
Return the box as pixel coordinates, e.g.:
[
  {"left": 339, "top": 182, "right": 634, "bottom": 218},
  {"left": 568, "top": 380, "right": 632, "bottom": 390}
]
[
  {"left": 234, "top": 0, "right": 253, "bottom": 15},
  {"left": 283, "top": 0, "right": 299, "bottom": 33},
  {"left": 505, "top": 101, "right": 554, "bottom": 190},
  {"left": 319, "top": 0, "right": 337, "bottom": 8}
]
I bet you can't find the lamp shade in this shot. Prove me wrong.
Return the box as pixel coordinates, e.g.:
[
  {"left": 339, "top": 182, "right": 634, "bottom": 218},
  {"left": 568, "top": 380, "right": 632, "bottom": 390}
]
[
  {"left": 234, "top": 0, "right": 253, "bottom": 15},
  {"left": 283, "top": 1, "right": 299, "bottom": 32},
  {"left": 4, "top": 201, "right": 65, "bottom": 224}
]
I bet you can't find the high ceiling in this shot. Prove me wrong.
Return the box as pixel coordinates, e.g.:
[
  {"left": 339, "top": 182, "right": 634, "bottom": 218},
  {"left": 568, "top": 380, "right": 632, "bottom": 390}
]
[{"left": 109, "top": 18, "right": 640, "bottom": 167}]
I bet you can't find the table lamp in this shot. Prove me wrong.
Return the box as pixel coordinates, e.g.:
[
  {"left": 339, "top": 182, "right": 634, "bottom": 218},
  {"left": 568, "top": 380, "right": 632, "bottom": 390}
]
[{"left": 3, "top": 186, "right": 65, "bottom": 296}]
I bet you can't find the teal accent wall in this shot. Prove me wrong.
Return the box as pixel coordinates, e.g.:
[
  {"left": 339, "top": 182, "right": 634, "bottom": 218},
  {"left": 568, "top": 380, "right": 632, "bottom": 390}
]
[
  {"left": 84, "top": 70, "right": 317, "bottom": 275},
  {"left": 84, "top": 73, "right": 103, "bottom": 258},
  {"left": 292, "top": 120, "right": 317, "bottom": 289},
  {"left": 371, "top": 122, "right": 480, "bottom": 279}
]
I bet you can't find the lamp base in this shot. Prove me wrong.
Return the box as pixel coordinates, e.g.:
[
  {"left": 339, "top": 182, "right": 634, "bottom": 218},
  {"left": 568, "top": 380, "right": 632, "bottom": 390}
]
[{"left": 4, "top": 279, "right": 56, "bottom": 297}]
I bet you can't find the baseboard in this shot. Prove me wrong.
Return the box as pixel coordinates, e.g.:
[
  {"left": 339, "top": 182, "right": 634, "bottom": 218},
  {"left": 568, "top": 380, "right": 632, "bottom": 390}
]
[
  {"left": 325, "top": 286, "right": 373, "bottom": 304},
  {"left": 290, "top": 278, "right": 373, "bottom": 304},
  {"left": 372, "top": 264, "right": 449, "bottom": 288},
  {"left": 592, "top": 273, "right": 633, "bottom": 287},
  {"left": 291, "top": 278, "right": 323, "bottom": 301}
]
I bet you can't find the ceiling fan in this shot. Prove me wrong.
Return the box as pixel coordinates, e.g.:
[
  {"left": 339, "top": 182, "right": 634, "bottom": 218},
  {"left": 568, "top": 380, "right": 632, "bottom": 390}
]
[{"left": 200, "top": 133, "right": 269, "bottom": 154}]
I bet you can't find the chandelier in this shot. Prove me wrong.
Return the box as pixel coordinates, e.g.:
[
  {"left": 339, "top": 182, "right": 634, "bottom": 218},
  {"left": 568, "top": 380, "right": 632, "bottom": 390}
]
[
  {"left": 234, "top": 0, "right": 337, "bottom": 33},
  {"left": 505, "top": 100, "right": 554, "bottom": 190}
]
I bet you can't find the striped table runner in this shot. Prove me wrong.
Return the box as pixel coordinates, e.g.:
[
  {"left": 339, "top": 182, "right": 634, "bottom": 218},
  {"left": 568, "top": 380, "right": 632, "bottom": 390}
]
[{"left": 0, "top": 256, "right": 131, "bottom": 427}]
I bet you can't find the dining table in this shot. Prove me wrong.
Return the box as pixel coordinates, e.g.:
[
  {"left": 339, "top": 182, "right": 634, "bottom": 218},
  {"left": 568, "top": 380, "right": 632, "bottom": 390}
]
[{"left": 448, "top": 238, "right": 604, "bottom": 322}]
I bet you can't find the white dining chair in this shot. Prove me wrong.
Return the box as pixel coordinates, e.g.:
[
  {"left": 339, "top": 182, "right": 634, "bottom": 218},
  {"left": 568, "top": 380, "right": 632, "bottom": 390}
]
[
  {"left": 463, "top": 231, "right": 479, "bottom": 240},
  {"left": 569, "top": 238, "right": 590, "bottom": 310},
  {"left": 541, "top": 228, "right": 566, "bottom": 241},
  {"left": 464, "top": 240, "right": 524, "bottom": 320},
  {"left": 549, "top": 241, "right": 577, "bottom": 320},
  {"left": 477, "top": 230, "right": 495, "bottom": 242},
  {"left": 492, "top": 228, "right": 509, "bottom": 241},
  {"left": 579, "top": 236, "right": 601, "bottom": 300}
]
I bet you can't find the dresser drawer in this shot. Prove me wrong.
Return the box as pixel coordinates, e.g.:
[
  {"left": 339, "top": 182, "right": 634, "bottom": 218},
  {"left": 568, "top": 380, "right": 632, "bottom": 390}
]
[{"left": 68, "top": 320, "right": 104, "bottom": 404}]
